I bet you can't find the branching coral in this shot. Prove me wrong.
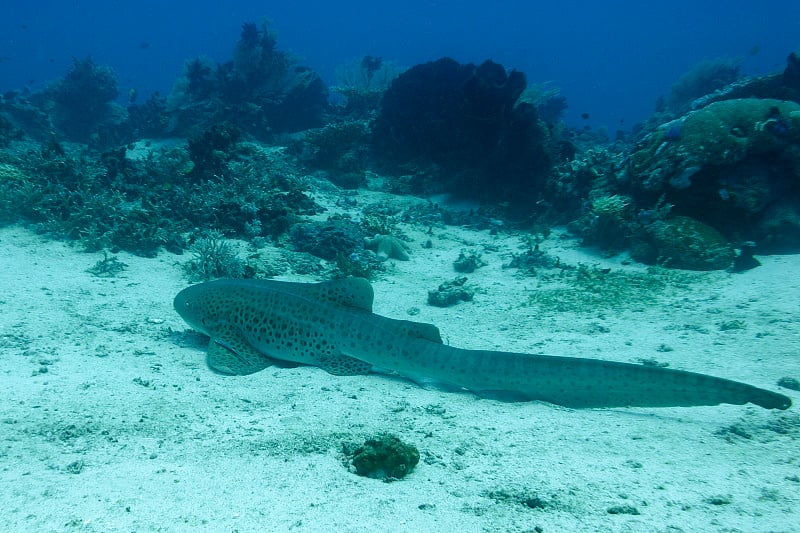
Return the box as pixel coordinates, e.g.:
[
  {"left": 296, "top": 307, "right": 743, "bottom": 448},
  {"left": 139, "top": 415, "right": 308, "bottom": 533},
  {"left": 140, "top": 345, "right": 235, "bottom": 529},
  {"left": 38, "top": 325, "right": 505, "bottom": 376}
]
[{"left": 591, "top": 194, "right": 631, "bottom": 219}]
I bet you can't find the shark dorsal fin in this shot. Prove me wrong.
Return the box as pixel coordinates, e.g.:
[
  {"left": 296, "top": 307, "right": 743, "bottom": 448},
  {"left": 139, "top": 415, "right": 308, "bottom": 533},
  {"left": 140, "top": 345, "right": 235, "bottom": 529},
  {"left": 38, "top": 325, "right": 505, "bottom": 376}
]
[{"left": 283, "top": 277, "right": 374, "bottom": 311}]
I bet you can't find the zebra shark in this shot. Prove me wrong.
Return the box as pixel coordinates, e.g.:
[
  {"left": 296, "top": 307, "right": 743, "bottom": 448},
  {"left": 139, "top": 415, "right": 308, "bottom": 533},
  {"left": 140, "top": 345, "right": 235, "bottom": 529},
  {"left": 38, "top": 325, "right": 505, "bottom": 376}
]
[{"left": 173, "top": 277, "right": 791, "bottom": 410}]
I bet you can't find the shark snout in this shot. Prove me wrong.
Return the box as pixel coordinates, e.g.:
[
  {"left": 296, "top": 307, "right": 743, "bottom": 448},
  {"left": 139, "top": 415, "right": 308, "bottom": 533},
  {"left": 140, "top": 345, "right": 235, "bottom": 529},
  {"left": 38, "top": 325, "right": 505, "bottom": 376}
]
[{"left": 174, "top": 285, "right": 205, "bottom": 331}]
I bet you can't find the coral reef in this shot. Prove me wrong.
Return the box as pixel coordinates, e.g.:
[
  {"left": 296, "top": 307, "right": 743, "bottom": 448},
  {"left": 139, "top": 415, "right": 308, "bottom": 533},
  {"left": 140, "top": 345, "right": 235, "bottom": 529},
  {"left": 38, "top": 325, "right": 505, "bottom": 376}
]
[
  {"left": 784, "top": 52, "right": 800, "bottom": 91},
  {"left": 563, "top": 53, "right": 800, "bottom": 264},
  {"left": 666, "top": 58, "right": 741, "bottom": 114},
  {"left": 371, "top": 57, "right": 554, "bottom": 203},
  {"left": 126, "top": 93, "right": 170, "bottom": 138},
  {"left": 591, "top": 194, "right": 631, "bottom": 219},
  {"left": 187, "top": 124, "right": 242, "bottom": 179},
  {"left": 291, "top": 120, "right": 370, "bottom": 189},
  {"left": 333, "top": 56, "right": 401, "bottom": 119},
  {"left": 627, "top": 98, "right": 800, "bottom": 253},
  {"left": 566, "top": 193, "right": 639, "bottom": 255},
  {"left": 0, "top": 137, "right": 319, "bottom": 256},
  {"left": 548, "top": 147, "right": 626, "bottom": 224},
  {"left": 670, "top": 52, "right": 800, "bottom": 113},
  {"left": 332, "top": 251, "right": 384, "bottom": 280},
  {"left": 632, "top": 216, "right": 735, "bottom": 270},
  {"left": 519, "top": 82, "right": 569, "bottom": 125},
  {"left": 33, "top": 57, "right": 126, "bottom": 145},
  {"left": 167, "top": 20, "right": 328, "bottom": 139},
  {"left": 0, "top": 91, "right": 54, "bottom": 143},
  {"left": 290, "top": 218, "right": 366, "bottom": 261},
  {"left": 630, "top": 99, "right": 800, "bottom": 194},
  {"left": 0, "top": 113, "right": 23, "bottom": 147},
  {"left": 3, "top": 31, "right": 800, "bottom": 272}
]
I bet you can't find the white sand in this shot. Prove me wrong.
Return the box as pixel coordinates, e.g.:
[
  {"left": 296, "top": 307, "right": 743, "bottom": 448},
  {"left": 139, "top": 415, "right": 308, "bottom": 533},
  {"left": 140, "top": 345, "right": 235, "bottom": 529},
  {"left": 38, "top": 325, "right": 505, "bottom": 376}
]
[{"left": 1, "top": 207, "right": 798, "bottom": 532}]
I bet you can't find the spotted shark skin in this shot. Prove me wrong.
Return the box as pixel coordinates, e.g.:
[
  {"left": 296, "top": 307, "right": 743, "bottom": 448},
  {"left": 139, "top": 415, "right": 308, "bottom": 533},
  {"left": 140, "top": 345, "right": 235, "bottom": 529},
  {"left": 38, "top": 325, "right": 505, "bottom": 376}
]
[{"left": 174, "top": 278, "right": 792, "bottom": 410}]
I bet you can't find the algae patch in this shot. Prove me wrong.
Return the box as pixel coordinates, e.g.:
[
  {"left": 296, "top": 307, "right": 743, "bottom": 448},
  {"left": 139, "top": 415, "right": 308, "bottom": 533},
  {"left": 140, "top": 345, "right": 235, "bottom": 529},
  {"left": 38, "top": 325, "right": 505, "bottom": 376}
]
[{"left": 525, "top": 264, "right": 702, "bottom": 314}]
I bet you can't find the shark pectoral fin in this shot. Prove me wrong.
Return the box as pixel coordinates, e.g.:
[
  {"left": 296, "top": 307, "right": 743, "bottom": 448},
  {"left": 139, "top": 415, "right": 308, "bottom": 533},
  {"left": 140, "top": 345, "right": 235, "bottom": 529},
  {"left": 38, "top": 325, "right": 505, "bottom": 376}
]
[
  {"left": 207, "top": 335, "right": 272, "bottom": 376},
  {"left": 317, "top": 353, "right": 373, "bottom": 376}
]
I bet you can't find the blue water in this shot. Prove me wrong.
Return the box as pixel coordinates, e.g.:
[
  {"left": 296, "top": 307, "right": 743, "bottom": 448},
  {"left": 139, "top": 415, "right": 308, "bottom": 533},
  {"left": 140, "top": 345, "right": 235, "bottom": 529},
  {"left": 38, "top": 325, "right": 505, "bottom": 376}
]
[{"left": 1, "top": 1, "right": 798, "bottom": 129}]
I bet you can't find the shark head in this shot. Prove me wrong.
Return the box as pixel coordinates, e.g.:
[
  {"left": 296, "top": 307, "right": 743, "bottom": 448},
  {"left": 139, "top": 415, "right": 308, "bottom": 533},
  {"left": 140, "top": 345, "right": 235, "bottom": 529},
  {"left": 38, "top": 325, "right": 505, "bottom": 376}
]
[
  {"left": 173, "top": 278, "right": 380, "bottom": 377},
  {"left": 174, "top": 280, "right": 278, "bottom": 375},
  {"left": 173, "top": 282, "right": 214, "bottom": 335}
]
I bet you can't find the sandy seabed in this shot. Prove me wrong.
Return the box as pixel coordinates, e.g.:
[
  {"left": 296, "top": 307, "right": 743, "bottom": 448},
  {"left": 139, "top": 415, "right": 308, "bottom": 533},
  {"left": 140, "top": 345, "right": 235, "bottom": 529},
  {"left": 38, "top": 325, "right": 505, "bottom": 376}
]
[{"left": 1, "top": 191, "right": 798, "bottom": 532}]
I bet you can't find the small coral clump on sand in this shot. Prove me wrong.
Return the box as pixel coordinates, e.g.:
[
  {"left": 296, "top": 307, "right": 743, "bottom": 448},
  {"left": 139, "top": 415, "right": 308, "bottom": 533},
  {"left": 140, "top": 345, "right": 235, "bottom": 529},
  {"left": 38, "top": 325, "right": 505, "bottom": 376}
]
[{"left": 343, "top": 435, "right": 419, "bottom": 481}]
